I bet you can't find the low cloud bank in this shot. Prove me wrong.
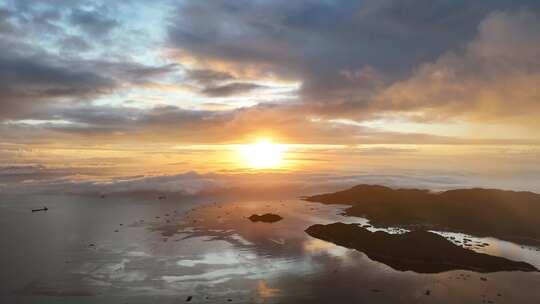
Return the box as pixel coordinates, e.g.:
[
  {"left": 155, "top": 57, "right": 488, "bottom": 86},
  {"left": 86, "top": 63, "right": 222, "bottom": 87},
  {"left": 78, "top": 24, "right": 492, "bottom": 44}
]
[{"left": 2, "top": 168, "right": 539, "bottom": 197}]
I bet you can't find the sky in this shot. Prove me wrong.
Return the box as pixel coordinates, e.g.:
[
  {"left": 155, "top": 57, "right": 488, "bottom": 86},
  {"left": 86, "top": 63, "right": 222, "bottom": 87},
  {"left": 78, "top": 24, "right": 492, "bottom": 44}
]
[{"left": 0, "top": 0, "right": 539, "bottom": 194}]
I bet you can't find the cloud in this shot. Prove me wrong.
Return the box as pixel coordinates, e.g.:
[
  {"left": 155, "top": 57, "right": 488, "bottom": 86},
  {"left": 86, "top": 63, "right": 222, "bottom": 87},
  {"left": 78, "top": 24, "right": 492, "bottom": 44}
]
[
  {"left": 0, "top": 7, "right": 15, "bottom": 34},
  {"left": 0, "top": 0, "right": 181, "bottom": 121},
  {"left": 0, "top": 164, "right": 47, "bottom": 175},
  {"left": 0, "top": 169, "right": 476, "bottom": 195},
  {"left": 180, "top": 66, "right": 270, "bottom": 97},
  {"left": 167, "top": 0, "right": 540, "bottom": 117},
  {"left": 374, "top": 10, "right": 540, "bottom": 125},
  {"left": 0, "top": 48, "right": 181, "bottom": 121},
  {"left": 4, "top": 101, "right": 536, "bottom": 147},
  {"left": 201, "top": 82, "right": 265, "bottom": 97},
  {"left": 3, "top": 167, "right": 540, "bottom": 196},
  {"left": 59, "top": 35, "right": 92, "bottom": 52},
  {"left": 0, "top": 28, "right": 179, "bottom": 121},
  {"left": 69, "top": 7, "right": 118, "bottom": 37},
  {"left": 0, "top": 51, "right": 117, "bottom": 119},
  {"left": 81, "top": 61, "right": 180, "bottom": 85},
  {"left": 1, "top": 0, "right": 539, "bottom": 148},
  {"left": 185, "top": 68, "right": 235, "bottom": 85}
]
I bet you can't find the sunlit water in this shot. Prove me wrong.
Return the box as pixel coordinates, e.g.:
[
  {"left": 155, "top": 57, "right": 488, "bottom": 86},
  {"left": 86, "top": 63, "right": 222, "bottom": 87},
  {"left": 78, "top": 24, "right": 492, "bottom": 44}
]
[{"left": 1, "top": 194, "right": 540, "bottom": 303}]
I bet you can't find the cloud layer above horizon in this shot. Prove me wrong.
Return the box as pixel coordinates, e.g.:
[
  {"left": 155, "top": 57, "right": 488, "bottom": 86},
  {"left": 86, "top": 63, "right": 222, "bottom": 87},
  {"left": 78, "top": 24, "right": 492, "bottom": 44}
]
[{"left": 1, "top": 0, "right": 539, "bottom": 147}]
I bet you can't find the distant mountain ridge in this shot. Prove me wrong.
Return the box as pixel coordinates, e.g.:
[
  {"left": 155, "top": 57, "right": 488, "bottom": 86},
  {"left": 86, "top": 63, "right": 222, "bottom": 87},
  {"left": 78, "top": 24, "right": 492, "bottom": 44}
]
[{"left": 305, "top": 185, "right": 540, "bottom": 246}]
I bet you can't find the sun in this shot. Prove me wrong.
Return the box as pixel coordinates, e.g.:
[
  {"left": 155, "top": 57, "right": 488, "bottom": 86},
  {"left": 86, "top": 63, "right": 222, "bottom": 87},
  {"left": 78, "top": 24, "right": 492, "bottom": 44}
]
[{"left": 240, "top": 139, "right": 287, "bottom": 169}]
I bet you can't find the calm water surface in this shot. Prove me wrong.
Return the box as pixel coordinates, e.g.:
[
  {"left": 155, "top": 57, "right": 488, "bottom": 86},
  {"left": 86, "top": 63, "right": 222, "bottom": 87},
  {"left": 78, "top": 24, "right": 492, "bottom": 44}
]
[{"left": 1, "top": 194, "right": 540, "bottom": 303}]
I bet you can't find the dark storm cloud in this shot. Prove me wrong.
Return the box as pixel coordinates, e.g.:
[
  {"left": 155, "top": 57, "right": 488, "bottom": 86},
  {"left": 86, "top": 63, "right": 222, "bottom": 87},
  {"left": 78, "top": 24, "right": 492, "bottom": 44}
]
[
  {"left": 201, "top": 82, "right": 264, "bottom": 97},
  {"left": 168, "top": 0, "right": 540, "bottom": 117}
]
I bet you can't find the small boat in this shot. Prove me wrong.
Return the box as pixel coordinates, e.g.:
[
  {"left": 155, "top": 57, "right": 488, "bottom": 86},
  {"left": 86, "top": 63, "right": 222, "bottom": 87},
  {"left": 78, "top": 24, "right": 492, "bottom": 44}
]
[{"left": 32, "top": 206, "right": 48, "bottom": 212}]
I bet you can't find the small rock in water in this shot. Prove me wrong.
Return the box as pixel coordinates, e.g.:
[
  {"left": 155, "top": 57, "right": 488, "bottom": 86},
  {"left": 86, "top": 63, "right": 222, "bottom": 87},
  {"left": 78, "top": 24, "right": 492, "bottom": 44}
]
[
  {"left": 480, "top": 277, "right": 488, "bottom": 281},
  {"left": 248, "top": 213, "right": 283, "bottom": 223},
  {"left": 425, "top": 290, "right": 431, "bottom": 295},
  {"left": 186, "top": 295, "right": 192, "bottom": 302}
]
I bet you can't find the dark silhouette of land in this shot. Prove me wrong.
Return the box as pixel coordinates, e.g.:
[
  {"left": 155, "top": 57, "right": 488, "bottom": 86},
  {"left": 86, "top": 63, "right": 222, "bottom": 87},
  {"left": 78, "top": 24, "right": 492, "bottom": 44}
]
[
  {"left": 305, "top": 185, "right": 540, "bottom": 245},
  {"left": 248, "top": 213, "right": 283, "bottom": 223},
  {"left": 306, "top": 222, "right": 537, "bottom": 273}
]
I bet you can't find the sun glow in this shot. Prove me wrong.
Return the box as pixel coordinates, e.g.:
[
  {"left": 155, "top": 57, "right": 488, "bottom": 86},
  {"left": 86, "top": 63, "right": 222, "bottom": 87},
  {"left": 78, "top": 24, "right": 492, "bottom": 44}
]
[{"left": 240, "top": 139, "right": 287, "bottom": 169}]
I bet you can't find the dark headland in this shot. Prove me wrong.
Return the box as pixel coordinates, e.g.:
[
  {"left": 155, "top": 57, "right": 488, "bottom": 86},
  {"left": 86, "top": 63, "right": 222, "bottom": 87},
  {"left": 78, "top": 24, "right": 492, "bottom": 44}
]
[
  {"left": 306, "top": 222, "right": 537, "bottom": 273},
  {"left": 305, "top": 185, "right": 540, "bottom": 246}
]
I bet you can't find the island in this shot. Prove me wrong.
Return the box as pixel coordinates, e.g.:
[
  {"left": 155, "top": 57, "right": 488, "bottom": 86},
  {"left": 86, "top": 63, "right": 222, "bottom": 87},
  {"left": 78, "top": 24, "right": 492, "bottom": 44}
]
[
  {"left": 306, "top": 222, "right": 537, "bottom": 273},
  {"left": 305, "top": 185, "right": 540, "bottom": 246}
]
